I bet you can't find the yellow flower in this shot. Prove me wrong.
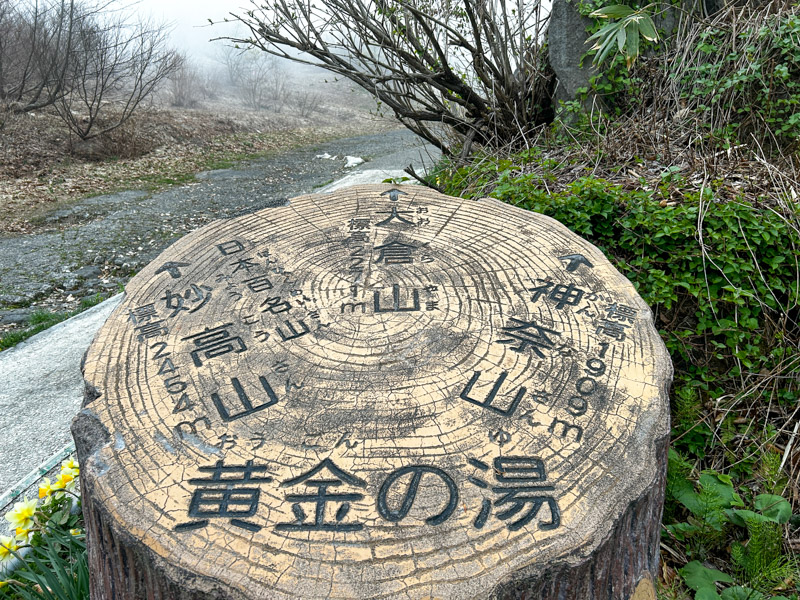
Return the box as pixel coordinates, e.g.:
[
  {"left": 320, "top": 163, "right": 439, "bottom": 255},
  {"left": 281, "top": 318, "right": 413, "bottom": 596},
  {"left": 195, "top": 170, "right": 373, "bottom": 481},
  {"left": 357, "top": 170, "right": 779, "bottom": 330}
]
[
  {"left": 0, "top": 580, "right": 8, "bottom": 588},
  {"left": 69, "top": 528, "right": 82, "bottom": 536},
  {"left": 61, "top": 458, "right": 79, "bottom": 474},
  {"left": 4, "top": 498, "right": 37, "bottom": 531},
  {"left": 0, "top": 536, "right": 18, "bottom": 563},
  {"left": 14, "top": 527, "right": 32, "bottom": 542},
  {"left": 39, "top": 478, "right": 54, "bottom": 499},
  {"left": 55, "top": 470, "right": 76, "bottom": 491}
]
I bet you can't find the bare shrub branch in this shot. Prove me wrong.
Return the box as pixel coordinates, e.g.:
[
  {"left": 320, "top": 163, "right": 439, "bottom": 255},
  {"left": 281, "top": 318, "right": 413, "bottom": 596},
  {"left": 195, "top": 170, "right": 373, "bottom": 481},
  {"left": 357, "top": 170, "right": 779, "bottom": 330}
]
[
  {"left": 55, "top": 14, "right": 178, "bottom": 139},
  {"left": 0, "top": 0, "right": 82, "bottom": 113},
  {"left": 220, "top": 0, "right": 554, "bottom": 154},
  {"left": 237, "top": 52, "right": 286, "bottom": 110},
  {"left": 167, "top": 53, "right": 200, "bottom": 108},
  {"left": 293, "top": 90, "right": 322, "bottom": 118},
  {"left": 0, "top": 0, "right": 178, "bottom": 140}
]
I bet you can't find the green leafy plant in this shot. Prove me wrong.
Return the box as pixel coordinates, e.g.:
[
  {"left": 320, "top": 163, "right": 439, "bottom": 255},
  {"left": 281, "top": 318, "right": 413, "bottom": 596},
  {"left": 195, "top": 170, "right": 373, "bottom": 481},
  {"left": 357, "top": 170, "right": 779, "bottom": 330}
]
[
  {"left": 666, "top": 467, "right": 745, "bottom": 549},
  {"left": 675, "top": 7, "right": 800, "bottom": 151},
  {"left": 587, "top": 4, "right": 659, "bottom": 68},
  {"left": 5, "top": 532, "right": 88, "bottom": 600},
  {"left": 679, "top": 561, "right": 734, "bottom": 599},
  {"left": 1, "top": 459, "right": 86, "bottom": 599},
  {"left": 431, "top": 149, "right": 800, "bottom": 599},
  {"left": 678, "top": 560, "right": 793, "bottom": 600}
]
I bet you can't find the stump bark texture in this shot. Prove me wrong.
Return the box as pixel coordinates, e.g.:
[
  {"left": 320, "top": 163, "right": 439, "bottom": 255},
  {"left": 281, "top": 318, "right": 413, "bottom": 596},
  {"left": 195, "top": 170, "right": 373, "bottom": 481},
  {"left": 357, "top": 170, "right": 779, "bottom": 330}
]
[{"left": 73, "top": 185, "right": 671, "bottom": 600}]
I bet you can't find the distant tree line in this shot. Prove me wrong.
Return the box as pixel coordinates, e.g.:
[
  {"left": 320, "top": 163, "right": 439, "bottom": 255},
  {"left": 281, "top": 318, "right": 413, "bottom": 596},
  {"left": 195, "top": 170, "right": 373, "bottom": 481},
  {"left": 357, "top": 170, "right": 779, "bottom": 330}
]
[{"left": 165, "top": 45, "right": 323, "bottom": 117}]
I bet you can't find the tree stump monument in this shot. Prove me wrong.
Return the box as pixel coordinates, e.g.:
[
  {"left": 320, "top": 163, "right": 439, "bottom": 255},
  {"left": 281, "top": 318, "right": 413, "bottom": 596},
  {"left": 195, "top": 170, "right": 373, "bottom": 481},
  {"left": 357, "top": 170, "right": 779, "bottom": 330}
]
[{"left": 73, "top": 185, "right": 671, "bottom": 600}]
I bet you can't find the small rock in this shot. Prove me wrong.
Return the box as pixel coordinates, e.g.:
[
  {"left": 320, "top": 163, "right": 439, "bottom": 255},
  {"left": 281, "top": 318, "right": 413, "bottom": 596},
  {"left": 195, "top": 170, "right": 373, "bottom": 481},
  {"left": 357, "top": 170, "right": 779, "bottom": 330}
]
[
  {"left": 344, "top": 156, "right": 364, "bottom": 168},
  {"left": 0, "top": 294, "right": 29, "bottom": 306},
  {"left": 62, "top": 278, "right": 80, "bottom": 291},
  {"left": 74, "top": 265, "right": 102, "bottom": 279},
  {"left": 113, "top": 256, "right": 126, "bottom": 267},
  {"left": 32, "top": 284, "right": 54, "bottom": 299},
  {"left": 0, "top": 308, "right": 35, "bottom": 325},
  {"left": 81, "top": 278, "right": 101, "bottom": 290}
]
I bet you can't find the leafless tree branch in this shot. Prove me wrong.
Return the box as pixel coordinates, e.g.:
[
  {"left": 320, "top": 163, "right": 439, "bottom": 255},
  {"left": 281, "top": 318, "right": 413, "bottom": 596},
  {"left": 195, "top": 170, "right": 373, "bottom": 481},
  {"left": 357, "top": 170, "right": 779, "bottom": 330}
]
[{"left": 219, "top": 0, "right": 553, "bottom": 155}]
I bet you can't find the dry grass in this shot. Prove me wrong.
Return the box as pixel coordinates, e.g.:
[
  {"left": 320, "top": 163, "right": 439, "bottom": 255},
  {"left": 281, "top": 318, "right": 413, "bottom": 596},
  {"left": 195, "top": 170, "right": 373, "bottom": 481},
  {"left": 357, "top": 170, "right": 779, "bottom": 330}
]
[
  {"left": 462, "top": 2, "right": 800, "bottom": 222},
  {"left": 0, "top": 92, "right": 396, "bottom": 233}
]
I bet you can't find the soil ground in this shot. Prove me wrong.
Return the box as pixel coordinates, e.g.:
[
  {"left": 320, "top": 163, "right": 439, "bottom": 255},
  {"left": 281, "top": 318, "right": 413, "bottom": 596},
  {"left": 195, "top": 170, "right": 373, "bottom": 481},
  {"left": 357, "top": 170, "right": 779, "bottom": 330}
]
[{"left": 0, "top": 78, "right": 391, "bottom": 233}]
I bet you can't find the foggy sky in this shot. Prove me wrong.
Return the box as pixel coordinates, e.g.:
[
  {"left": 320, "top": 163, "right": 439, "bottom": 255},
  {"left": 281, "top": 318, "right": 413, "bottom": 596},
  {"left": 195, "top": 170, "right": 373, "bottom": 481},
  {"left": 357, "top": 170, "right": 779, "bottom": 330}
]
[{"left": 138, "top": 0, "right": 254, "bottom": 65}]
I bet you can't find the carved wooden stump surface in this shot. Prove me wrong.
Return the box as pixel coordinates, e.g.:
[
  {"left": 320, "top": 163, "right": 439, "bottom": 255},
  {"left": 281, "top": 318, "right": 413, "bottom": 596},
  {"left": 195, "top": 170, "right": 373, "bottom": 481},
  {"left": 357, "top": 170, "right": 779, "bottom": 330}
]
[{"left": 74, "top": 185, "right": 671, "bottom": 600}]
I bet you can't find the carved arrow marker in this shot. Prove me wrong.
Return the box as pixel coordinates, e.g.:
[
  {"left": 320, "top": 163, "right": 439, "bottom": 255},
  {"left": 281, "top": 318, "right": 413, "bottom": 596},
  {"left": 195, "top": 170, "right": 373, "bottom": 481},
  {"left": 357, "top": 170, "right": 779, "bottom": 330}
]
[
  {"left": 381, "top": 188, "right": 408, "bottom": 202},
  {"left": 558, "top": 254, "right": 594, "bottom": 273},
  {"left": 155, "top": 261, "right": 191, "bottom": 279}
]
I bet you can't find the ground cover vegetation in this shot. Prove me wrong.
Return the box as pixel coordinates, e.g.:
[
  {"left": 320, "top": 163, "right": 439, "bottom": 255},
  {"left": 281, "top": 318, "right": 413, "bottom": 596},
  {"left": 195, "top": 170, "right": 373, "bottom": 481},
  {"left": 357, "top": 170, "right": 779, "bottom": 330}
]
[{"left": 428, "top": 3, "right": 800, "bottom": 597}]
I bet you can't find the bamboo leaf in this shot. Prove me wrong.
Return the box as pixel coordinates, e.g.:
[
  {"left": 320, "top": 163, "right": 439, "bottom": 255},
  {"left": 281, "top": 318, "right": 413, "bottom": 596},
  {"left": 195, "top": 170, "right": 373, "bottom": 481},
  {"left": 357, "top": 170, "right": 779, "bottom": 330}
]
[
  {"left": 638, "top": 15, "right": 659, "bottom": 41},
  {"left": 586, "top": 22, "right": 620, "bottom": 46},
  {"left": 590, "top": 4, "right": 635, "bottom": 18},
  {"left": 594, "top": 23, "right": 624, "bottom": 65},
  {"left": 625, "top": 22, "right": 639, "bottom": 68},
  {"left": 616, "top": 25, "right": 626, "bottom": 52}
]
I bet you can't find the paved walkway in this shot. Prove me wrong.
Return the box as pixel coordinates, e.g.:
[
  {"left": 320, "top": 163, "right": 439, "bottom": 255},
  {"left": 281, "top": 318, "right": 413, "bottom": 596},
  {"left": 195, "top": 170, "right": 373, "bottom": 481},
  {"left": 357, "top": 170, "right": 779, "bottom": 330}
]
[{"left": 0, "top": 296, "right": 122, "bottom": 513}]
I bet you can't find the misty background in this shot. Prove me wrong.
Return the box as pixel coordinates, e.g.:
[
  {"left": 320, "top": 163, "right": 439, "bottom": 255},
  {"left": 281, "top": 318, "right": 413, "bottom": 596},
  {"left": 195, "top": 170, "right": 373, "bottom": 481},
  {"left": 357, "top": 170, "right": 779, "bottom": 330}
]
[
  {"left": 140, "top": 0, "right": 243, "bottom": 63},
  {"left": 140, "top": 0, "right": 286, "bottom": 68},
  {"left": 140, "top": 0, "right": 351, "bottom": 104}
]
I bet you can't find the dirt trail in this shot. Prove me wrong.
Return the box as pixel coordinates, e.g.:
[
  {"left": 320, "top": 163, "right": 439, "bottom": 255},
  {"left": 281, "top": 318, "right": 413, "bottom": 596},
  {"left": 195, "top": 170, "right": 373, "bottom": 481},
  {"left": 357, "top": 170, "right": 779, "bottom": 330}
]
[{"left": 0, "top": 128, "right": 438, "bottom": 325}]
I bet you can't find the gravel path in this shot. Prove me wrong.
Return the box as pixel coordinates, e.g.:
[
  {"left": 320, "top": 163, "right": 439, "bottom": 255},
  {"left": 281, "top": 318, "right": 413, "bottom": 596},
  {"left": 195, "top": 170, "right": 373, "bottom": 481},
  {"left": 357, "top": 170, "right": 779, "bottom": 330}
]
[{"left": 0, "top": 128, "right": 439, "bottom": 323}]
